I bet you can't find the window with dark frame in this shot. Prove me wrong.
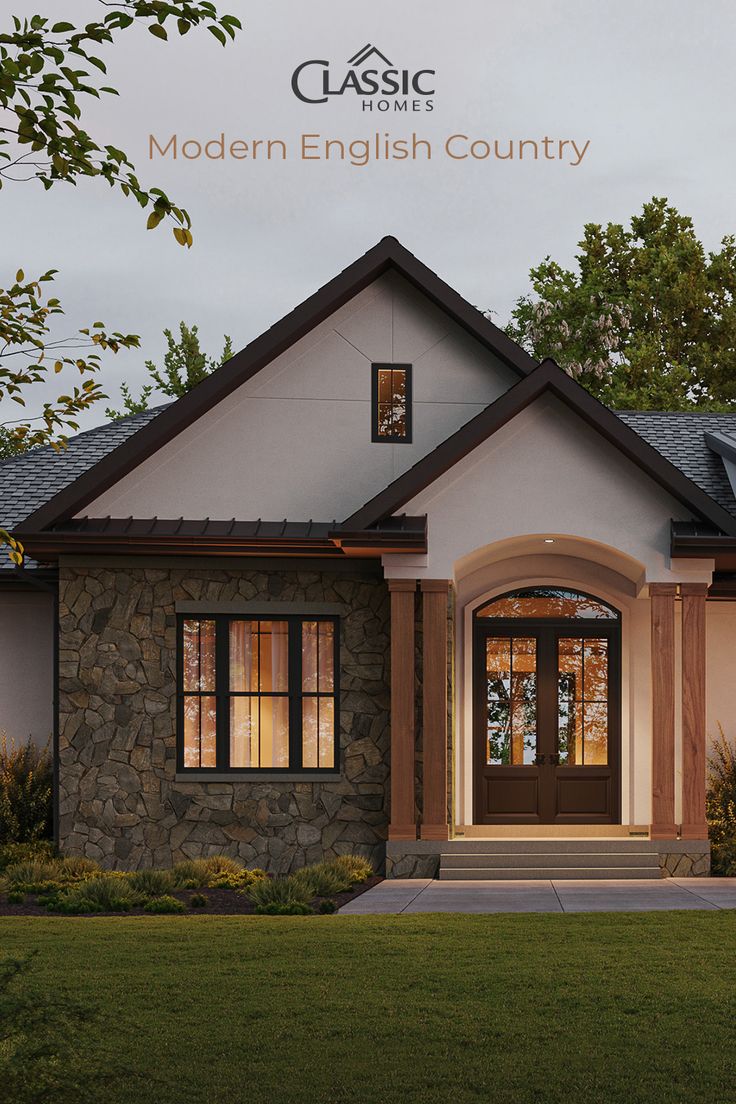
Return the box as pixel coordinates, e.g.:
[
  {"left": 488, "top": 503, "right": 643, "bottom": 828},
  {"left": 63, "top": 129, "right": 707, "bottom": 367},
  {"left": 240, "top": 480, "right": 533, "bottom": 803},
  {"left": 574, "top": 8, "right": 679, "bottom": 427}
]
[
  {"left": 372, "top": 363, "right": 412, "bottom": 442},
  {"left": 178, "top": 614, "right": 339, "bottom": 773}
]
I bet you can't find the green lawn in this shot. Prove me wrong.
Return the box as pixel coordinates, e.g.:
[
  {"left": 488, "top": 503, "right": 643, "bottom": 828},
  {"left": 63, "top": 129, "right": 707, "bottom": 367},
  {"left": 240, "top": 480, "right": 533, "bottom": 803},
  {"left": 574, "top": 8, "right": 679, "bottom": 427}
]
[{"left": 2, "top": 913, "right": 736, "bottom": 1103}]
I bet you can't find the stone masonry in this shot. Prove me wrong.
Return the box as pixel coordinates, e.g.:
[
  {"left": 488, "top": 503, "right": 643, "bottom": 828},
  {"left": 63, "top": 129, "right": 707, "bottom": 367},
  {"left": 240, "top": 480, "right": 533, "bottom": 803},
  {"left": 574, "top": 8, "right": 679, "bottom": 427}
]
[{"left": 57, "top": 563, "right": 390, "bottom": 872}]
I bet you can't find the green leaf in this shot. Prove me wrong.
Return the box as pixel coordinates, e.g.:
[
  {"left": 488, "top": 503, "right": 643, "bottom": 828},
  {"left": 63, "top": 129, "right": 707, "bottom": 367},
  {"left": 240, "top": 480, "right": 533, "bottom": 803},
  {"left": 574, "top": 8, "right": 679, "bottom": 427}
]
[
  {"left": 148, "top": 24, "right": 168, "bottom": 41},
  {"left": 51, "top": 22, "right": 75, "bottom": 33},
  {"left": 208, "top": 25, "right": 227, "bottom": 46}
]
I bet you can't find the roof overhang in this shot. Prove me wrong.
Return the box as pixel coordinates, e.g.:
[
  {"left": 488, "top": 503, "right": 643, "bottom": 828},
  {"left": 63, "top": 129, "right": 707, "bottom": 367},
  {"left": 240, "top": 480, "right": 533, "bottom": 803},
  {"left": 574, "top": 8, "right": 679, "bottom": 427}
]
[
  {"left": 671, "top": 520, "right": 736, "bottom": 571},
  {"left": 15, "top": 515, "right": 428, "bottom": 561}
]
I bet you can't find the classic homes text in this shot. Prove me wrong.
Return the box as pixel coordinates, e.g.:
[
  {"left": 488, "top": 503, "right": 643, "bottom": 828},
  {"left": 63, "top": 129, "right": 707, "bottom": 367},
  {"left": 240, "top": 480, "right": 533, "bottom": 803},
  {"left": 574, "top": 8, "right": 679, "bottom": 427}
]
[{"left": 148, "top": 132, "right": 592, "bottom": 167}]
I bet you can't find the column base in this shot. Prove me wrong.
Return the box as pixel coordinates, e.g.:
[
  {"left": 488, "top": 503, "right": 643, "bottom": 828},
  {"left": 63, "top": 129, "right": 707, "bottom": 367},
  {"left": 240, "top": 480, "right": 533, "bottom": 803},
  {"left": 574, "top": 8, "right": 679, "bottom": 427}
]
[
  {"left": 680, "top": 823, "right": 709, "bottom": 840},
  {"left": 420, "top": 824, "right": 449, "bottom": 841},
  {"left": 388, "top": 824, "right": 417, "bottom": 841},
  {"left": 650, "top": 823, "right": 678, "bottom": 840}
]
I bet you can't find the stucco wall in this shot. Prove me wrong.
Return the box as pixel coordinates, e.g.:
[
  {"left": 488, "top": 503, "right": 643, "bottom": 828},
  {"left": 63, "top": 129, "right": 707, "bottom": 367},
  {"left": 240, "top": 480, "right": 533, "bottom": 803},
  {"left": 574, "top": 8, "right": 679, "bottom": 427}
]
[
  {"left": 57, "top": 561, "right": 390, "bottom": 872},
  {"left": 79, "top": 272, "right": 517, "bottom": 522},
  {"left": 0, "top": 589, "right": 54, "bottom": 747}
]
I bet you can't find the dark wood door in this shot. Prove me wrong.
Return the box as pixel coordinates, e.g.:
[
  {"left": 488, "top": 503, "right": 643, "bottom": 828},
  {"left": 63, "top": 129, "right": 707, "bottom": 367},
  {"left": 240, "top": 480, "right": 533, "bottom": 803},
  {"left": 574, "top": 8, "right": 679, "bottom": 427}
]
[{"left": 473, "top": 621, "right": 620, "bottom": 824}]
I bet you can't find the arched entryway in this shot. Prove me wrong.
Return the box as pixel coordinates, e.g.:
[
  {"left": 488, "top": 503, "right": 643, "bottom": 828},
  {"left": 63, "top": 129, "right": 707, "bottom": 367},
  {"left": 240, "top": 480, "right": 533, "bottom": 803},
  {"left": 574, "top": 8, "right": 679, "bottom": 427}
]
[{"left": 473, "top": 587, "right": 621, "bottom": 825}]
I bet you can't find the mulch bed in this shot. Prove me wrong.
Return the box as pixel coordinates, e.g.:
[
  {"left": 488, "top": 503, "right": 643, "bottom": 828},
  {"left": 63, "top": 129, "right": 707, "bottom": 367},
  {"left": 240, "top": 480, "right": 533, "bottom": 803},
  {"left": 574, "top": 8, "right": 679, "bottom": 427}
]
[{"left": 0, "top": 875, "right": 384, "bottom": 917}]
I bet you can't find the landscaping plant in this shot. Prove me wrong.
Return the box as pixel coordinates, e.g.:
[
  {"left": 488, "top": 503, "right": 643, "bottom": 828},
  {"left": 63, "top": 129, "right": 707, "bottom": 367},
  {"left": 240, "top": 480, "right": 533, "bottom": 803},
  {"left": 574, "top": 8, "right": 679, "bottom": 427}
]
[
  {"left": 0, "top": 735, "right": 52, "bottom": 843},
  {"left": 707, "top": 724, "right": 736, "bottom": 875}
]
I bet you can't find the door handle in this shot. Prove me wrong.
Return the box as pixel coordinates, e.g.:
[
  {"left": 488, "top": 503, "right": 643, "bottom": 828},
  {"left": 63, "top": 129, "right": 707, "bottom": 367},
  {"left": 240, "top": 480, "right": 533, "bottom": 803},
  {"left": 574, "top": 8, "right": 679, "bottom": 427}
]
[{"left": 533, "top": 754, "right": 546, "bottom": 766}]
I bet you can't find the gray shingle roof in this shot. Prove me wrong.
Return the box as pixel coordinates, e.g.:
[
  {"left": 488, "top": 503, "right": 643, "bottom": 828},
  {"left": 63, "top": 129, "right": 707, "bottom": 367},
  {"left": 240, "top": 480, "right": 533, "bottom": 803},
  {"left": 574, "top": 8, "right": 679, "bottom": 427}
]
[
  {"left": 616, "top": 411, "right": 736, "bottom": 516},
  {"left": 0, "top": 405, "right": 166, "bottom": 535}
]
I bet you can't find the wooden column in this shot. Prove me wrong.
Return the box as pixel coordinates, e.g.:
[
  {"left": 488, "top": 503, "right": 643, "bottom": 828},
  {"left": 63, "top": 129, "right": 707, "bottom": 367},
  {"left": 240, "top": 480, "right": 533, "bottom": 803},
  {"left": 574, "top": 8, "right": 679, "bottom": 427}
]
[
  {"left": 420, "top": 580, "right": 450, "bottom": 841},
  {"left": 650, "top": 583, "right": 677, "bottom": 839},
  {"left": 681, "top": 583, "right": 708, "bottom": 839},
  {"left": 388, "top": 579, "right": 417, "bottom": 840}
]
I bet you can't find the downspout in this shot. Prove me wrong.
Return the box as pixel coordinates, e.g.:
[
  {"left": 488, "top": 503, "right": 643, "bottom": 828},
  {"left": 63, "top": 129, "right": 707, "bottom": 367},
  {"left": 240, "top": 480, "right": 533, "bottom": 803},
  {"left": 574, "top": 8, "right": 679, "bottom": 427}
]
[{"left": 14, "top": 567, "right": 60, "bottom": 850}]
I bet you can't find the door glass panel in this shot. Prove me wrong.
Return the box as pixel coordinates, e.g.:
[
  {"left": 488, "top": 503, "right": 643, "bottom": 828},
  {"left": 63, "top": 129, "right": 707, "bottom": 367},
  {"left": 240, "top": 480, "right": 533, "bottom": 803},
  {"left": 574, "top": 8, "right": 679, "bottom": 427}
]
[
  {"left": 558, "top": 637, "right": 608, "bottom": 765},
  {"left": 477, "top": 588, "right": 618, "bottom": 620},
  {"left": 485, "top": 637, "right": 537, "bottom": 765}
]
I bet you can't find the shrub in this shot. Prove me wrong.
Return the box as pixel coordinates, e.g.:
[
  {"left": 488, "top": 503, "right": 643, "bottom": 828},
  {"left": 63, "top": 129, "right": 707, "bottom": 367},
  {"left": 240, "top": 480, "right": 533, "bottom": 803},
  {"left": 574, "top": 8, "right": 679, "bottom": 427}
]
[
  {"left": 189, "top": 893, "right": 208, "bottom": 908},
  {"left": 254, "top": 902, "right": 313, "bottom": 916},
  {"left": 171, "top": 859, "right": 211, "bottom": 888},
  {"left": 6, "top": 890, "right": 24, "bottom": 905},
  {"left": 4, "top": 860, "right": 60, "bottom": 892},
  {"left": 292, "top": 863, "right": 352, "bottom": 898},
  {"left": 129, "top": 868, "right": 175, "bottom": 895},
  {"left": 56, "top": 856, "right": 101, "bottom": 880},
  {"left": 707, "top": 725, "right": 736, "bottom": 875},
  {"left": 0, "top": 735, "right": 52, "bottom": 843},
  {"left": 246, "top": 875, "right": 311, "bottom": 909},
  {"left": 48, "top": 875, "right": 141, "bottom": 914},
  {"left": 0, "top": 840, "right": 54, "bottom": 873},
  {"left": 143, "top": 895, "right": 185, "bottom": 914},
  {"left": 329, "top": 853, "right": 373, "bottom": 884},
  {"left": 318, "top": 898, "right": 337, "bottom": 914}
]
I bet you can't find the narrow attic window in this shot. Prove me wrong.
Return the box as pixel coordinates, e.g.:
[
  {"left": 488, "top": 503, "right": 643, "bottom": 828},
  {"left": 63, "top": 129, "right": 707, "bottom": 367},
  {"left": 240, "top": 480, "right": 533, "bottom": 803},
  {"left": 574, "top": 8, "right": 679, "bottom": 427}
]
[{"left": 372, "top": 363, "right": 412, "bottom": 443}]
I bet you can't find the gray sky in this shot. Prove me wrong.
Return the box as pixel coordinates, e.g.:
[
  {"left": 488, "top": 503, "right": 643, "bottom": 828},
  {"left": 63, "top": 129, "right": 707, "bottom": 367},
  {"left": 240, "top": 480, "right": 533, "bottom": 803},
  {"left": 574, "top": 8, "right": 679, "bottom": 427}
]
[{"left": 3, "top": 0, "right": 736, "bottom": 430}]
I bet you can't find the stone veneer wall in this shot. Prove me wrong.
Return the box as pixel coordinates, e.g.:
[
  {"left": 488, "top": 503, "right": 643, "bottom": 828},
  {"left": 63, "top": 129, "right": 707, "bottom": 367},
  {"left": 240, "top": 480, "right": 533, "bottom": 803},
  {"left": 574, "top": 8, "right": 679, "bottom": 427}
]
[{"left": 58, "top": 563, "right": 390, "bottom": 872}]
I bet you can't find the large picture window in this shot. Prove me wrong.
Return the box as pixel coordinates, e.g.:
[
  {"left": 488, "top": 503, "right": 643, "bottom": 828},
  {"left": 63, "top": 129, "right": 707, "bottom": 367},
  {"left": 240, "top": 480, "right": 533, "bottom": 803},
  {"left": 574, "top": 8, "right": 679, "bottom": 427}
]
[{"left": 177, "top": 614, "right": 339, "bottom": 773}]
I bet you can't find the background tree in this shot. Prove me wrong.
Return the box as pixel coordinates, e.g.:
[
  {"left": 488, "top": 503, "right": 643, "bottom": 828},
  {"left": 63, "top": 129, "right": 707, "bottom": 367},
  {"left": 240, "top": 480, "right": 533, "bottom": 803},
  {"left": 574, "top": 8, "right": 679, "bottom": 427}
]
[
  {"left": 105, "top": 323, "right": 233, "bottom": 418},
  {"left": 0, "top": 3, "right": 241, "bottom": 556},
  {"left": 507, "top": 197, "right": 736, "bottom": 410}
]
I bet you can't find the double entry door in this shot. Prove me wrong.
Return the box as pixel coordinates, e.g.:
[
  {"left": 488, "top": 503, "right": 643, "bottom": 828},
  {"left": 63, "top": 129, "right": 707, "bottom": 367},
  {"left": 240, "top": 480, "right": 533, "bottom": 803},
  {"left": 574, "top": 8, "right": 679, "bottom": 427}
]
[{"left": 473, "top": 622, "right": 620, "bottom": 824}]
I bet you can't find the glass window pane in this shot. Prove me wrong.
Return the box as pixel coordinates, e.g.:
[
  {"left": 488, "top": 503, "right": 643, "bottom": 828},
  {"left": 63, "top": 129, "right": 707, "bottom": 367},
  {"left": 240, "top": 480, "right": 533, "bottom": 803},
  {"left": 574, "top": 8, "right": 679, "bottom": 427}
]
[
  {"left": 229, "top": 621, "right": 256, "bottom": 692},
  {"left": 183, "top": 695, "right": 216, "bottom": 768},
  {"left": 558, "top": 637, "right": 608, "bottom": 765},
  {"left": 377, "top": 368, "right": 394, "bottom": 403},
  {"left": 258, "top": 621, "right": 288, "bottom": 692},
  {"left": 302, "top": 621, "right": 318, "bottom": 693},
  {"left": 259, "top": 696, "right": 290, "bottom": 768},
  {"left": 183, "top": 619, "right": 216, "bottom": 691},
  {"left": 477, "top": 588, "right": 618, "bottom": 620},
  {"left": 318, "top": 622, "right": 334, "bottom": 692},
  {"left": 230, "top": 696, "right": 258, "bottom": 768},
  {"left": 302, "top": 696, "right": 318, "bottom": 768},
  {"left": 377, "top": 402, "right": 394, "bottom": 437},
  {"left": 319, "top": 698, "right": 335, "bottom": 768},
  {"left": 486, "top": 636, "right": 536, "bottom": 765}
]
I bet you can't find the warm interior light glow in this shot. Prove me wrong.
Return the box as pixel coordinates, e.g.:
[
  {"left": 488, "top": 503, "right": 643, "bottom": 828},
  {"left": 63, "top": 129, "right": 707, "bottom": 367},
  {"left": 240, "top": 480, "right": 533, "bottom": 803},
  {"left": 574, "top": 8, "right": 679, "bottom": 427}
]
[{"left": 544, "top": 538, "right": 555, "bottom": 543}]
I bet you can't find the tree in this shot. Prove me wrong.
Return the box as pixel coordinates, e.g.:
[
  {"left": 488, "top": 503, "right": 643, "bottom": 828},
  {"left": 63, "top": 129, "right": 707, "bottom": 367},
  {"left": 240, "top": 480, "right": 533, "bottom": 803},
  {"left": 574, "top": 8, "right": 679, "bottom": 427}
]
[
  {"left": 0, "top": 3, "right": 241, "bottom": 557},
  {"left": 507, "top": 197, "right": 736, "bottom": 410},
  {"left": 105, "top": 322, "right": 233, "bottom": 417}
]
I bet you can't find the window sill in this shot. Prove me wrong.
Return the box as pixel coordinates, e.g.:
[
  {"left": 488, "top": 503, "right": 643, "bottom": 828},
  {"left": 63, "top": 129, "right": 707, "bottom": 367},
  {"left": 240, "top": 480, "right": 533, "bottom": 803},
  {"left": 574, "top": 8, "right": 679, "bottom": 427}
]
[{"left": 174, "top": 772, "right": 342, "bottom": 783}]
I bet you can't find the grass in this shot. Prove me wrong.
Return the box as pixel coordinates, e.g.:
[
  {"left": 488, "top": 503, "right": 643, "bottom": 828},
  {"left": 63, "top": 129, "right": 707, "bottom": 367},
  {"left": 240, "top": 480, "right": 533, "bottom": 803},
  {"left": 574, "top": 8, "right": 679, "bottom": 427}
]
[{"left": 2, "top": 913, "right": 736, "bottom": 1103}]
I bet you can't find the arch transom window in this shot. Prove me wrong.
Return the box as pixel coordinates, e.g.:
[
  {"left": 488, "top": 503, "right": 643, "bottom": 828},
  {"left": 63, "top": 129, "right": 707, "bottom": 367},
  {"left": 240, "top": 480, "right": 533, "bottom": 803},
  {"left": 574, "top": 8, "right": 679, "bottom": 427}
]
[{"left": 475, "top": 587, "right": 619, "bottom": 621}]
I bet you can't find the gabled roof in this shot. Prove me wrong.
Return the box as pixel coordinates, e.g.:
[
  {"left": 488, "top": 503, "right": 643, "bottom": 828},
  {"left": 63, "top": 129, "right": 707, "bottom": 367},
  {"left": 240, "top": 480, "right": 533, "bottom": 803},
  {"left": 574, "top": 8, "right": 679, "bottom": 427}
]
[
  {"left": 343, "top": 359, "right": 736, "bottom": 537},
  {"left": 16, "top": 236, "right": 536, "bottom": 535}
]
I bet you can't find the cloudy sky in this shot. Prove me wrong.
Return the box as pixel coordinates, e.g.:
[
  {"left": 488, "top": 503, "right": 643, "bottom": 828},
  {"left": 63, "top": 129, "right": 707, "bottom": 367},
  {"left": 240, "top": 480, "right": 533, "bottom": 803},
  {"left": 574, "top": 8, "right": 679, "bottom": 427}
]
[{"left": 3, "top": 0, "right": 736, "bottom": 429}]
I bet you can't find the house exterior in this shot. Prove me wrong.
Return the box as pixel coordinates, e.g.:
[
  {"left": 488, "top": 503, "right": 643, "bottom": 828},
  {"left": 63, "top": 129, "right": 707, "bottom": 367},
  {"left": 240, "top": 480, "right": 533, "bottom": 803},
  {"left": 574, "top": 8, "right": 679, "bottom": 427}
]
[{"left": 3, "top": 236, "right": 736, "bottom": 878}]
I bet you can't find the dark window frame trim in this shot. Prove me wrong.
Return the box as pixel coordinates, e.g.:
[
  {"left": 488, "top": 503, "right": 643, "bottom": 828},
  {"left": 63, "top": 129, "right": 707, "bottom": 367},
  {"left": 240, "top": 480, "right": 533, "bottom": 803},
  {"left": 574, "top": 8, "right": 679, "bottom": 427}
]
[
  {"left": 371, "top": 363, "right": 413, "bottom": 443},
  {"left": 176, "top": 612, "right": 340, "bottom": 776}
]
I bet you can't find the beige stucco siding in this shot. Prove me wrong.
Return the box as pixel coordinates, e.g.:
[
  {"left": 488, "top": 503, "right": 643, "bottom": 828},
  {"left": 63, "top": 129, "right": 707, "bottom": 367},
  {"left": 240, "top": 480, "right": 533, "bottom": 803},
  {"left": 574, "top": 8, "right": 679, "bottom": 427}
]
[
  {"left": 80, "top": 272, "right": 518, "bottom": 522},
  {"left": 0, "top": 590, "right": 54, "bottom": 747}
]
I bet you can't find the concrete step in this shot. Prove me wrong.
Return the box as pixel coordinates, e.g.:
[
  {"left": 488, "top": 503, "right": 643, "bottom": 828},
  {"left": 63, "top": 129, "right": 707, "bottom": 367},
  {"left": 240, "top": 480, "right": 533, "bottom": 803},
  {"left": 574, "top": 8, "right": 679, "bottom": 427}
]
[
  {"left": 443, "top": 838, "right": 657, "bottom": 854},
  {"left": 441, "top": 851, "right": 660, "bottom": 869},
  {"left": 439, "top": 866, "right": 662, "bottom": 881}
]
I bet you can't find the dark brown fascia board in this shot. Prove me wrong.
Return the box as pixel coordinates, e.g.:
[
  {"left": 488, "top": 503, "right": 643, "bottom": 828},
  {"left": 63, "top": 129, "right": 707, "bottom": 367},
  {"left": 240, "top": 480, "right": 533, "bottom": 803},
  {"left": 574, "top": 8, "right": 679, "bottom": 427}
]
[
  {"left": 670, "top": 529, "right": 736, "bottom": 559},
  {"left": 17, "top": 530, "right": 427, "bottom": 561},
  {"left": 344, "top": 359, "right": 736, "bottom": 537},
  {"left": 18, "top": 236, "right": 536, "bottom": 535}
]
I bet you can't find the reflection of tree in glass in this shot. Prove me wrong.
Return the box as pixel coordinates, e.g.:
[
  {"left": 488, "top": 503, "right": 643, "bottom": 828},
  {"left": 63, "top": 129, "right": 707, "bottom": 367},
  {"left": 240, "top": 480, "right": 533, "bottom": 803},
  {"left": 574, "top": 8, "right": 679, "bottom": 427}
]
[
  {"left": 487, "top": 668, "right": 537, "bottom": 765},
  {"left": 478, "top": 588, "right": 617, "bottom": 620},
  {"left": 377, "top": 368, "right": 407, "bottom": 438}
]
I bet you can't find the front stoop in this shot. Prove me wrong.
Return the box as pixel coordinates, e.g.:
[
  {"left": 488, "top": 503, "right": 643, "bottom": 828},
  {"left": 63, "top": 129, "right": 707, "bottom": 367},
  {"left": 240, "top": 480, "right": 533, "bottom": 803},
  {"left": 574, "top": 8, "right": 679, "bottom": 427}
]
[{"left": 386, "top": 838, "right": 711, "bottom": 880}]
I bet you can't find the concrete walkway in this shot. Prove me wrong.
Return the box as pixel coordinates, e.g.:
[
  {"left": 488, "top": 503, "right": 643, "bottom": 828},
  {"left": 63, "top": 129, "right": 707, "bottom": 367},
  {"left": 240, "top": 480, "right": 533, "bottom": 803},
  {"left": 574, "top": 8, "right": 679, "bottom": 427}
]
[{"left": 339, "top": 877, "right": 736, "bottom": 914}]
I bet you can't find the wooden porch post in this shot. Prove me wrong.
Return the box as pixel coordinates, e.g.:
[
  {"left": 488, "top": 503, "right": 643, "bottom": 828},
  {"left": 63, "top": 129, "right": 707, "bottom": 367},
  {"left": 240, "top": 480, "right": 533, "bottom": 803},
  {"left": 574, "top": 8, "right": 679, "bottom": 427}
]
[
  {"left": 420, "top": 579, "right": 450, "bottom": 841},
  {"left": 388, "top": 579, "right": 417, "bottom": 840},
  {"left": 650, "top": 583, "right": 677, "bottom": 839},
  {"left": 681, "top": 583, "right": 708, "bottom": 838}
]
